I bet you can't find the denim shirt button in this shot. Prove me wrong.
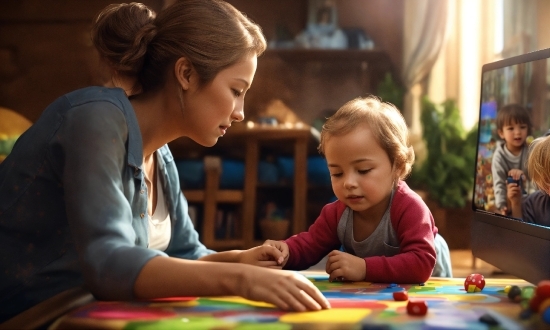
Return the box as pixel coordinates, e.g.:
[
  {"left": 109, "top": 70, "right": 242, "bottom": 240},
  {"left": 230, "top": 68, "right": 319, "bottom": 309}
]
[
  {"left": 140, "top": 213, "right": 145, "bottom": 218},
  {"left": 140, "top": 190, "right": 145, "bottom": 194}
]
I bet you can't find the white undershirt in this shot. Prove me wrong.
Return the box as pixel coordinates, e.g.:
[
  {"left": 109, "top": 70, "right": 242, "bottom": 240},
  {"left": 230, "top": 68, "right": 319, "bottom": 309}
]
[{"left": 147, "top": 173, "right": 171, "bottom": 251}]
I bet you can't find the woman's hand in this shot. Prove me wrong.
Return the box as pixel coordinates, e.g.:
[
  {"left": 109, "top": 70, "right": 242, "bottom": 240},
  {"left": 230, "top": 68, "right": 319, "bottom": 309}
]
[
  {"left": 238, "top": 245, "right": 285, "bottom": 268},
  {"left": 263, "top": 239, "right": 289, "bottom": 267},
  {"left": 325, "top": 250, "right": 366, "bottom": 282},
  {"left": 240, "top": 267, "right": 331, "bottom": 312},
  {"left": 135, "top": 256, "right": 330, "bottom": 312}
]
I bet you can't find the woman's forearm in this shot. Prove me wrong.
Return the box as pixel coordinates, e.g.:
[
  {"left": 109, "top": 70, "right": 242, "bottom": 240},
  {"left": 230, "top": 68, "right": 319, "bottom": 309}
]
[
  {"left": 198, "top": 250, "right": 242, "bottom": 263},
  {"left": 133, "top": 255, "right": 331, "bottom": 312},
  {"left": 134, "top": 256, "right": 244, "bottom": 298}
]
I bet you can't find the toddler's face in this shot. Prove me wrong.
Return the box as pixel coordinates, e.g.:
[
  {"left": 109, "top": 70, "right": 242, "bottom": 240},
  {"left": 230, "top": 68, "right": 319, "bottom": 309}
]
[
  {"left": 324, "top": 123, "right": 396, "bottom": 218},
  {"left": 498, "top": 121, "right": 528, "bottom": 152}
]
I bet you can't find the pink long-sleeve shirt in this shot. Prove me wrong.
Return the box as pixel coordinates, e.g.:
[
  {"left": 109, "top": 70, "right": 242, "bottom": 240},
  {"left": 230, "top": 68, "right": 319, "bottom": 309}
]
[{"left": 284, "top": 181, "right": 437, "bottom": 283}]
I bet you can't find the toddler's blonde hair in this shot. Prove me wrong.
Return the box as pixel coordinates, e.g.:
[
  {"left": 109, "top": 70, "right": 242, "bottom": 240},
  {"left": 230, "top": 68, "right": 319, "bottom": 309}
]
[
  {"left": 318, "top": 95, "right": 415, "bottom": 181},
  {"left": 527, "top": 135, "right": 550, "bottom": 191}
]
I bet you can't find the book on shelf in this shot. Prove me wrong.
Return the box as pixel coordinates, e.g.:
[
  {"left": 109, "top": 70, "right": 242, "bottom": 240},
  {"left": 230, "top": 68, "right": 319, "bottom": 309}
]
[{"left": 214, "top": 208, "right": 239, "bottom": 240}]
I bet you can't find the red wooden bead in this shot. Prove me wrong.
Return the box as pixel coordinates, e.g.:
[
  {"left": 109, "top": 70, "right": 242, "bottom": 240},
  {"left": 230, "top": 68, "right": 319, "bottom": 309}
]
[
  {"left": 464, "top": 273, "right": 485, "bottom": 293},
  {"left": 407, "top": 300, "right": 428, "bottom": 316},
  {"left": 393, "top": 291, "right": 409, "bottom": 301},
  {"left": 537, "top": 298, "right": 550, "bottom": 315},
  {"left": 536, "top": 281, "right": 550, "bottom": 300},
  {"left": 529, "top": 294, "right": 544, "bottom": 312}
]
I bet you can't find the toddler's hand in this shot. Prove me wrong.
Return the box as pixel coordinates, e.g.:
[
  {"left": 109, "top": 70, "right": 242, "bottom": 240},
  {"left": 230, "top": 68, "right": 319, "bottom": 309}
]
[
  {"left": 325, "top": 250, "right": 366, "bottom": 282},
  {"left": 238, "top": 245, "right": 285, "bottom": 268},
  {"left": 508, "top": 169, "right": 524, "bottom": 181},
  {"left": 263, "top": 240, "right": 289, "bottom": 267},
  {"left": 506, "top": 182, "right": 522, "bottom": 202}
]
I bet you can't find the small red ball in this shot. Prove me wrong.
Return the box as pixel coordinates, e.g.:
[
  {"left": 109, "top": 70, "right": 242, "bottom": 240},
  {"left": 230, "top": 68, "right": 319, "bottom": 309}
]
[
  {"left": 464, "top": 273, "right": 485, "bottom": 293},
  {"left": 393, "top": 291, "right": 409, "bottom": 301},
  {"left": 407, "top": 300, "right": 428, "bottom": 316}
]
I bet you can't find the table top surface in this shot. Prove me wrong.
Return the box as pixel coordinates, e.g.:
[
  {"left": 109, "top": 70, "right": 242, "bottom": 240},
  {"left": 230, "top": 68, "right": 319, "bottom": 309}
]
[{"left": 50, "top": 272, "right": 548, "bottom": 330}]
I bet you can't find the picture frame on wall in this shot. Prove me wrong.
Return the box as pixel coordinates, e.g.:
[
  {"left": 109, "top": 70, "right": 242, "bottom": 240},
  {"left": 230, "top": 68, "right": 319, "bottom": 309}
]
[
  {"left": 295, "top": 0, "right": 347, "bottom": 49},
  {"left": 307, "top": 0, "right": 338, "bottom": 32}
]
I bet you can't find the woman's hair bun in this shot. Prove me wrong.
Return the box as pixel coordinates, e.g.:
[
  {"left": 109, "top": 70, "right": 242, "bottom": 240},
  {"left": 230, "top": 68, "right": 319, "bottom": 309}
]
[{"left": 91, "top": 2, "right": 156, "bottom": 76}]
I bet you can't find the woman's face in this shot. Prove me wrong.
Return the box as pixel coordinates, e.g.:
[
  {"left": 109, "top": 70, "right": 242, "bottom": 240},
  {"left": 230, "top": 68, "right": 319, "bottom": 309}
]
[{"left": 182, "top": 54, "right": 257, "bottom": 147}]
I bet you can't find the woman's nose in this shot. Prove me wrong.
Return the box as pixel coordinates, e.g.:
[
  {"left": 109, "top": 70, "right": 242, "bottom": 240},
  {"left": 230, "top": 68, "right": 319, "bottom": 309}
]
[{"left": 232, "top": 104, "right": 244, "bottom": 122}]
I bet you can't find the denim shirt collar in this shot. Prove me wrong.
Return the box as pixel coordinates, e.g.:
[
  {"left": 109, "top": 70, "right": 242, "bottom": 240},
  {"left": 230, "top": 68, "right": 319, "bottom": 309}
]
[{"left": 120, "top": 93, "right": 143, "bottom": 171}]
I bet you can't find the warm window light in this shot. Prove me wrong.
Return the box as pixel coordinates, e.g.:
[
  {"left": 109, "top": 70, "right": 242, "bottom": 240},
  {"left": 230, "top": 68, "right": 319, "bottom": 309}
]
[
  {"left": 459, "top": 0, "right": 481, "bottom": 131},
  {"left": 494, "top": 0, "right": 503, "bottom": 55},
  {"left": 246, "top": 121, "right": 255, "bottom": 128}
]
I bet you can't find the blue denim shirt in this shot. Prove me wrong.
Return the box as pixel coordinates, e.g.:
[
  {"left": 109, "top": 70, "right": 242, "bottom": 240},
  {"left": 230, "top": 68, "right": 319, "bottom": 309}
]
[{"left": 0, "top": 86, "right": 213, "bottom": 321}]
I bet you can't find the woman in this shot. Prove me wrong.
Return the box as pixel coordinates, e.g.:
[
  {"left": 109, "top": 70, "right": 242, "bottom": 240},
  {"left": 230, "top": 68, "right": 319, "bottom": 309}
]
[{"left": 0, "top": 1, "right": 329, "bottom": 322}]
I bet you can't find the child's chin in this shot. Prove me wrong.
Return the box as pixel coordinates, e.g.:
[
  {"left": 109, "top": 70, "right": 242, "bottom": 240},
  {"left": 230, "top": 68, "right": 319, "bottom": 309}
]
[{"left": 346, "top": 204, "right": 368, "bottom": 212}]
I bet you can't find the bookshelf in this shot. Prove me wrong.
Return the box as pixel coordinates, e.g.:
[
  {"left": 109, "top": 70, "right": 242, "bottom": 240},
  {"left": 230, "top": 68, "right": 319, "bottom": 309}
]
[
  {"left": 177, "top": 125, "right": 315, "bottom": 250},
  {"left": 183, "top": 156, "right": 244, "bottom": 250}
]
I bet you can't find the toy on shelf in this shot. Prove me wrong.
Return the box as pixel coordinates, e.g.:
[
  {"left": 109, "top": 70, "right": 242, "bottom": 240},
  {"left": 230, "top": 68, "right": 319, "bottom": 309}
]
[{"left": 0, "top": 107, "right": 32, "bottom": 162}]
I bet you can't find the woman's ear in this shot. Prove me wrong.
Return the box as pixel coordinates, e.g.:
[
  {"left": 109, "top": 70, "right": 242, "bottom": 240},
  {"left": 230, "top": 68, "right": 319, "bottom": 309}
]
[{"left": 174, "top": 57, "right": 193, "bottom": 90}]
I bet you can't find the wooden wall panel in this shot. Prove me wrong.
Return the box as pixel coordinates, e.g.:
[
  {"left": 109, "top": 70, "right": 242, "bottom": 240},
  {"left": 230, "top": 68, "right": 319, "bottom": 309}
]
[
  {"left": 0, "top": 0, "right": 403, "bottom": 126},
  {"left": 0, "top": 0, "right": 163, "bottom": 122}
]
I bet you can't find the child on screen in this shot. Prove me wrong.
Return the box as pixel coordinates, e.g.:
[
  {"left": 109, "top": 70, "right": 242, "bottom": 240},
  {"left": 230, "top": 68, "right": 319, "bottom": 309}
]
[
  {"left": 491, "top": 104, "right": 533, "bottom": 216},
  {"left": 264, "top": 96, "right": 452, "bottom": 283}
]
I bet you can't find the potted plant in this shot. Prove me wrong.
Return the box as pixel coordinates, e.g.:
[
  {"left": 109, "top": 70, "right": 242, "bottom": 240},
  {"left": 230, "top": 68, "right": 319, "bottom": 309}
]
[
  {"left": 408, "top": 98, "right": 478, "bottom": 248},
  {"left": 377, "top": 72, "right": 404, "bottom": 111},
  {"left": 410, "top": 97, "right": 477, "bottom": 208}
]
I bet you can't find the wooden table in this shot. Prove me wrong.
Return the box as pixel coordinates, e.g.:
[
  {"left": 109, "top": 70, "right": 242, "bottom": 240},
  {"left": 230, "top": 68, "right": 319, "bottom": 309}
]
[{"left": 48, "top": 273, "right": 547, "bottom": 329}]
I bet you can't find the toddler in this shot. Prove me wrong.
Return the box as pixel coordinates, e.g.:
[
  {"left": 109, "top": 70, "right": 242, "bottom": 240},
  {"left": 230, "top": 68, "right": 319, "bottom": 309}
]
[
  {"left": 264, "top": 96, "right": 452, "bottom": 283},
  {"left": 491, "top": 104, "right": 532, "bottom": 215},
  {"left": 508, "top": 135, "right": 550, "bottom": 227}
]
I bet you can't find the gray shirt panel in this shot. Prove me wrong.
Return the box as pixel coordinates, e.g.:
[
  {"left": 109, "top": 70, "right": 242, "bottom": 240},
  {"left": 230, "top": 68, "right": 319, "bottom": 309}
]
[
  {"left": 491, "top": 140, "right": 529, "bottom": 210},
  {"left": 337, "top": 191, "right": 399, "bottom": 257}
]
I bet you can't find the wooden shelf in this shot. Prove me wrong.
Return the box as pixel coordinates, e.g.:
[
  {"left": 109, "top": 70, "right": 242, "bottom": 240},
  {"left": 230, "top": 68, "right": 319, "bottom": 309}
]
[
  {"left": 207, "top": 239, "right": 245, "bottom": 251},
  {"left": 242, "top": 126, "right": 311, "bottom": 247},
  {"left": 175, "top": 127, "right": 315, "bottom": 250},
  {"left": 184, "top": 189, "right": 243, "bottom": 204},
  {"left": 264, "top": 48, "right": 390, "bottom": 62},
  {"left": 255, "top": 183, "right": 293, "bottom": 189},
  {"left": 182, "top": 190, "right": 203, "bottom": 203}
]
